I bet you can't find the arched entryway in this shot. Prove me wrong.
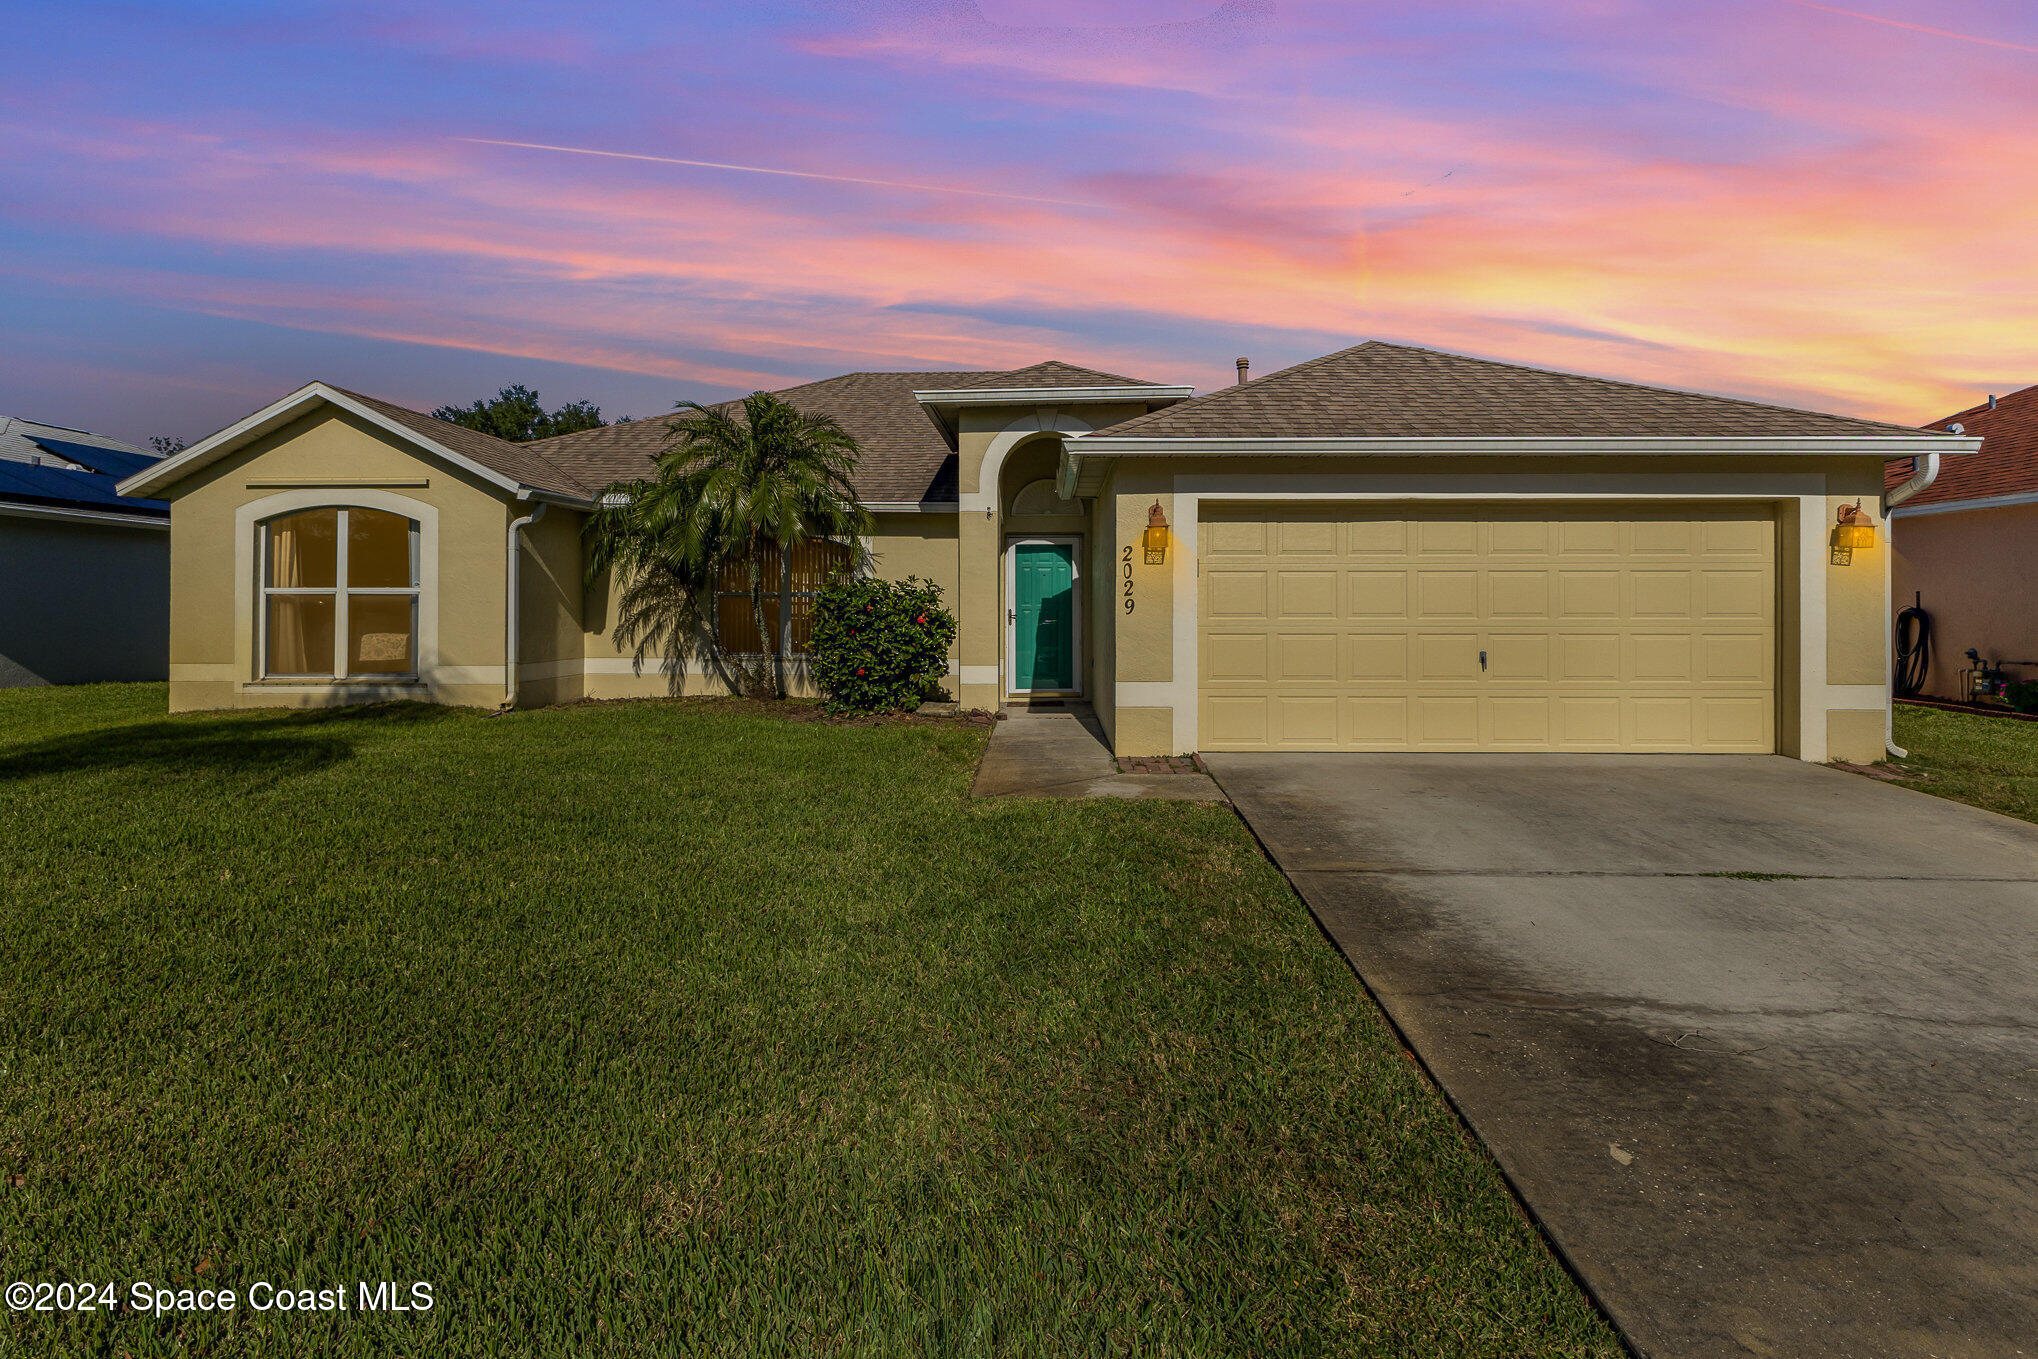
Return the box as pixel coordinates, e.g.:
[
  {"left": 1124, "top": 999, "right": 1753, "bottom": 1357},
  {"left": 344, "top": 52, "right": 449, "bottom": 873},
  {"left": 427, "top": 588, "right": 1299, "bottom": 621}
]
[{"left": 998, "top": 435, "right": 1088, "bottom": 698}]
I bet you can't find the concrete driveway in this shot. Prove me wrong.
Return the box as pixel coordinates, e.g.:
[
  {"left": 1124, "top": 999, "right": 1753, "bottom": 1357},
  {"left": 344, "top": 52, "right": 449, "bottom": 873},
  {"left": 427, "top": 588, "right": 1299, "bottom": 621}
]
[{"left": 1206, "top": 754, "right": 2038, "bottom": 1359}]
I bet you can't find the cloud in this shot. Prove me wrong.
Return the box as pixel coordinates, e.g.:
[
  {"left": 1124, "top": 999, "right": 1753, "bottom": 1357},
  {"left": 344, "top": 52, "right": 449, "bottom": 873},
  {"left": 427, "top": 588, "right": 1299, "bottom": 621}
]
[
  {"left": 5, "top": 0, "right": 2036, "bottom": 436},
  {"left": 452, "top": 138, "right": 1106, "bottom": 207},
  {"left": 1768, "top": 0, "right": 2038, "bottom": 55}
]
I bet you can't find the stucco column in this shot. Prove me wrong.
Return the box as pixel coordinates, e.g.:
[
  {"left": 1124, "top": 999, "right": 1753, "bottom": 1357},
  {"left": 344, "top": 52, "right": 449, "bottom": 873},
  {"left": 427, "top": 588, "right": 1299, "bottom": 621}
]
[
  {"left": 1109, "top": 471, "right": 1181, "bottom": 755},
  {"left": 1820, "top": 464, "right": 1893, "bottom": 763},
  {"left": 957, "top": 504, "right": 1002, "bottom": 710}
]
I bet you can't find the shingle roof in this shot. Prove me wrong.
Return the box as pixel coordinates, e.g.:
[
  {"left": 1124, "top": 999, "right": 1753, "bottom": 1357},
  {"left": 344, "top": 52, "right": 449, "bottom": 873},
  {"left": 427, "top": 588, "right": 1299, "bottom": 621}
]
[
  {"left": 327, "top": 387, "right": 598, "bottom": 500},
  {"left": 1101, "top": 341, "right": 1933, "bottom": 440},
  {"left": 0, "top": 418, "right": 165, "bottom": 517},
  {"left": 530, "top": 361, "right": 1172, "bottom": 504},
  {"left": 922, "top": 359, "right": 1160, "bottom": 390},
  {"left": 1885, "top": 384, "right": 2038, "bottom": 508},
  {"left": 1, "top": 417, "right": 148, "bottom": 469}
]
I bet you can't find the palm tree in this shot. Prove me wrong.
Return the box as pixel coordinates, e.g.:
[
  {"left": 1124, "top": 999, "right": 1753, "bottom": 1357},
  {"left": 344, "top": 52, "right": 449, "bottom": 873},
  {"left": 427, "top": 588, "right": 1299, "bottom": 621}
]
[{"left": 584, "top": 392, "right": 869, "bottom": 699}]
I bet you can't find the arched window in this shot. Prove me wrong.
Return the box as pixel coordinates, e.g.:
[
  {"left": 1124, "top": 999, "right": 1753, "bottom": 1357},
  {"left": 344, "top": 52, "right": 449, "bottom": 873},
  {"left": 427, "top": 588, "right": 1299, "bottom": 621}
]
[
  {"left": 714, "top": 540, "right": 856, "bottom": 656},
  {"left": 1010, "top": 478, "right": 1077, "bottom": 516},
  {"left": 260, "top": 507, "right": 419, "bottom": 678}
]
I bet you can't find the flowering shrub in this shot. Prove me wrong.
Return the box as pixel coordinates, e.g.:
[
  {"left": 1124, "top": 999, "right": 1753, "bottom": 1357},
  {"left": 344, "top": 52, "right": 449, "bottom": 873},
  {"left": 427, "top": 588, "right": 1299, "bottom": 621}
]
[{"left": 809, "top": 574, "right": 958, "bottom": 713}]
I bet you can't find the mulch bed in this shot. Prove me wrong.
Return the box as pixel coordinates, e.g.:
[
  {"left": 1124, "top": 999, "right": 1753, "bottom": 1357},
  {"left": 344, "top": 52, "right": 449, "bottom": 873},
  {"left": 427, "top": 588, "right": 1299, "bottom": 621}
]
[{"left": 544, "top": 695, "right": 998, "bottom": 728}]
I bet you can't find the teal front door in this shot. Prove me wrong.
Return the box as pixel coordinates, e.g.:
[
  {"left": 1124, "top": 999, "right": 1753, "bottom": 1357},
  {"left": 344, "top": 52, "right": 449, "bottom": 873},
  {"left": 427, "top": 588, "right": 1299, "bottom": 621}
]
[{"left": 1012, "top": 540, "right": 1076, "bottom": 691}]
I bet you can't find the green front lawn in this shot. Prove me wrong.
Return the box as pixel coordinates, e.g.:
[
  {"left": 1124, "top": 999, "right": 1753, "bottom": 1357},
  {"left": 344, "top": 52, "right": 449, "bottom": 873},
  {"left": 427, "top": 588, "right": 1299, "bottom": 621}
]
[
  {"left": 1890, "top": 703, "right": 2038, "bottom": 824},
  {"left": 0, "top": 685, "right": 1616, "bottom": 1357}
]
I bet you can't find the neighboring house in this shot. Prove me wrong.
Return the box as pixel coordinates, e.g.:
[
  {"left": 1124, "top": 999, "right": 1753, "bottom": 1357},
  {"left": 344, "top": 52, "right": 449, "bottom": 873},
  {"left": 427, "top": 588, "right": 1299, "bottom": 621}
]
[
  {"left": 119, "top": 342, "right": 1973, "bottom": 762},
  {"left": 0, "top": 417, "right": 168, "bottom": 688},
  {"left": 1888, "top": 384, "right": 2038, "bottom": 700}
]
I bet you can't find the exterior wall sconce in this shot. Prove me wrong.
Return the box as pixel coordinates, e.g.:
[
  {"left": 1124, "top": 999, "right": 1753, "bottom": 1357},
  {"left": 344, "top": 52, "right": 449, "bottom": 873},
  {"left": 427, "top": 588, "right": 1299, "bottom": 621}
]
[
  {"left": 1144, "top": 501, "right": 1170, "bottom": 565},
  {"left": 1831, "top": 501, "right": 1876, "bottom": 564}
]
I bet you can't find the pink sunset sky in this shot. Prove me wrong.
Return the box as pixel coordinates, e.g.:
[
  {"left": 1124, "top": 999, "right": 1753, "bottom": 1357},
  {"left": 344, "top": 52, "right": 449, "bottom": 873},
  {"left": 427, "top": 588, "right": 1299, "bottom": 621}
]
[{"left": 3, "top": 0, "right": 2034, "bottom": 444}]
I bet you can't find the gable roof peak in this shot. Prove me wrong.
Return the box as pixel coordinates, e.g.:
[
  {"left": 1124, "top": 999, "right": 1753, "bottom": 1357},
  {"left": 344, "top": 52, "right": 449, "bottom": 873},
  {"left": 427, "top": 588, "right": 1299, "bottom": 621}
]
[
  {"left": 916, "top": 359, "right": 1172, "bottom": 390},
  {"left": 119, "top": 380, "right": 597, "bottom": 502}
]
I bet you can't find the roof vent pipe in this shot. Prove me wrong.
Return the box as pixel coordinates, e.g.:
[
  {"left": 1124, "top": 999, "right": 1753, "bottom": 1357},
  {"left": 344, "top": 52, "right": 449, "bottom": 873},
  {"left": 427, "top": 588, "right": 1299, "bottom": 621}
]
[
  {"left": 1235, "top": 357, "right": 1250, "bottom": 385},
  {"left": 1990, "top": 394, "right": 1998, "bottom": 409}
]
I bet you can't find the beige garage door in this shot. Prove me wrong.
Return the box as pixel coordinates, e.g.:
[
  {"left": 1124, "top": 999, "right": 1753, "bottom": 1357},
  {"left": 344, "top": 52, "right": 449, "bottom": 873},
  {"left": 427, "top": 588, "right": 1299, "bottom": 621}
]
[{"left": 1199, "top": 503, "right": 1777, "bottom": 753}]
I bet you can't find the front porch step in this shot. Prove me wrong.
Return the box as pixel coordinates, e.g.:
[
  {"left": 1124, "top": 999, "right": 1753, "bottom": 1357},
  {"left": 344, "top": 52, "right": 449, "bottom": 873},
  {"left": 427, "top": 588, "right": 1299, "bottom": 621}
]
[{"left": 971, "top": 705, "right": 1227, "bottom": 804}]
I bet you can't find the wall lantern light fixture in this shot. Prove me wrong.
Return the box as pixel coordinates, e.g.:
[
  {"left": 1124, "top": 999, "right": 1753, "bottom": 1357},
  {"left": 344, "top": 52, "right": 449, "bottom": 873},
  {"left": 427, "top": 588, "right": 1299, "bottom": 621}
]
[
  {"left": 1144, "top": 501, "right": 1170, "bottom": 565},
  {"left": 1831, "top": 501, "right": 1876, "bottom": 564}
]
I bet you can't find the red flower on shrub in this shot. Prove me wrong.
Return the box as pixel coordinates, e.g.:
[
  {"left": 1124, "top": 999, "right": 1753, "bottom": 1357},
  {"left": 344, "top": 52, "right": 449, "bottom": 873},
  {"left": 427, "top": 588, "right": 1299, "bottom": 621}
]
[{"left": 811, "top": 574, "right": 956, "bottom": 715}]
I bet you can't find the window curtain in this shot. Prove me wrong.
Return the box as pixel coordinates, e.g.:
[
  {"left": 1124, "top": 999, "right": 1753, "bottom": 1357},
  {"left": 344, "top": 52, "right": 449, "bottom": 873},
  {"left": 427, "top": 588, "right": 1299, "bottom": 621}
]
[
  {"left": 264, "top": 509, "right": 346, "bottom": 677},
  {"left": 268, "top": 515, "right": 310, "bottom": 673}
]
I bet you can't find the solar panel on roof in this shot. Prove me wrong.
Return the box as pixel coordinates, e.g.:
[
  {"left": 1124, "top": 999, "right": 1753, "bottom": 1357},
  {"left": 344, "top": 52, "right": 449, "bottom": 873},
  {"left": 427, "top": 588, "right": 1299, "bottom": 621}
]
[
  {"left": 0, "top": 459, "right": 167, "bottom": 515},
  {"left": 27, "top": 436, "right": 157, "bottom": 479}
]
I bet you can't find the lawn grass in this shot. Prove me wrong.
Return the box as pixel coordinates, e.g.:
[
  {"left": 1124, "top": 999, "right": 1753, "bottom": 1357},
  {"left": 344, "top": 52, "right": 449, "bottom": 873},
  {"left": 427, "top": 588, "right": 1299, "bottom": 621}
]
[
  {"left": 1890, "top": 703, "right": 2038, "bottom": 825},
  {"left": 0, "top": 684, "right": 1619, "bottom": 1357}
]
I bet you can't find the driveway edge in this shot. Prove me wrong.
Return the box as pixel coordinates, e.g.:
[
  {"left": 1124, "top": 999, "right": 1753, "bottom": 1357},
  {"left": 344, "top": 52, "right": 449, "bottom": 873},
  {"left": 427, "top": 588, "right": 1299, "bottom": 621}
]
[{"left": 1205, "top": 767, "right": 1644, "bottom": 1359}]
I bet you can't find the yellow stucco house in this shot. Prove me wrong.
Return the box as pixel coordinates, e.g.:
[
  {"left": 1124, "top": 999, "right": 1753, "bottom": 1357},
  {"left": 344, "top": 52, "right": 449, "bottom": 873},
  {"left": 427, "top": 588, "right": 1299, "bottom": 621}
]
[{"left": 119, "top": 342, "right": 1975, "bottom": 763}]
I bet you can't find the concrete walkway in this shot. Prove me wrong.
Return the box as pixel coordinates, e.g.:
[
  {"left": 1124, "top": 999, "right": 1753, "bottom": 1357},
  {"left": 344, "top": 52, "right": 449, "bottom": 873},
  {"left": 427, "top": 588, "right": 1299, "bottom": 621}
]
[
  {"left": 971, "top": 706, "right": 1227, "bottom": 801},
  {"left": 1209, "top": 753, "right": 2038, "bottom": 1359}
]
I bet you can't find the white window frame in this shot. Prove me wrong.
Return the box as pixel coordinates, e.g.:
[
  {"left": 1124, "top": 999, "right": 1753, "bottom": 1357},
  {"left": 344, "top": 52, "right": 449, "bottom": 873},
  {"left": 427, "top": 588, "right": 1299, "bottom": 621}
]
[{"left": 257, "top": 506, "right": 421, "bottom": 681}]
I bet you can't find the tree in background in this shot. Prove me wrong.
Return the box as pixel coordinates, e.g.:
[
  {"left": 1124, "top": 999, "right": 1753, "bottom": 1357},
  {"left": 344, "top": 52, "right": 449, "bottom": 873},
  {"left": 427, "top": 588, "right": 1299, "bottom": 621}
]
[
  {"left": 584, "top": 393, "right": 868, "bottom": 700},
  {"left": 432, "top": 385, "right": 607, "bottom": 442},
  {"left": 148, "top": 436, "right": 186, "bottom": 456}
]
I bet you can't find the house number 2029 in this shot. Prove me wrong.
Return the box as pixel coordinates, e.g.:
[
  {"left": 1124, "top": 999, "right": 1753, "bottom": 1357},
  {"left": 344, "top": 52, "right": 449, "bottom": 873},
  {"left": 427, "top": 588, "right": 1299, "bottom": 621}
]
[{"left": 1121, "top": 545, "right": 1135, "bottom": 612}]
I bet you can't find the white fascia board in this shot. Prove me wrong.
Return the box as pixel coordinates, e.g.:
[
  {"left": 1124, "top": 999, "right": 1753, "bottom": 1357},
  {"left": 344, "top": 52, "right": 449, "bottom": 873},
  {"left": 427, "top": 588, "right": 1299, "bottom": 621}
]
[
  {"left": 0, "top": 500, "right": 170, "bottom": 529},
  {"left": 1892, "top": 489, "right": 2038, "bottom": 518},
  {"left": 1067, "top": 434, "right": 1980, "bottom": 457},
  {"left": 517, "top": 485, "right": 598, "bottom": 511},
  {"left": 118, "top": 382, "right": 326, "bottom": 497},
  {"left": 861, "top": 500, "right": 959, "bottom": 513},
  {"left": 911, "top": 385, "right": 1194, "bottom": 407},
  {"left": 118, "top": 382, "right": 533, "bottom": 500}
]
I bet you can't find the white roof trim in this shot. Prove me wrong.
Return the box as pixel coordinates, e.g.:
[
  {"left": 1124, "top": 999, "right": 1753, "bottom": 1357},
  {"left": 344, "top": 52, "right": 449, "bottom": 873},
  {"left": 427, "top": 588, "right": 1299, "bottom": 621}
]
[
  {"left": 0, "top": 500, "right": 170, "bottom": 529},
  {"left": 117, "top": 382, "right": 532, "bottom": 500},
  {"left": 913, "top": 385, "right": 1193, "bottom": 407},
  {"left": 1067, "top": 434, "right": 1980, "bottom": 457},
  {"left": 1891, "top": 489, "right": 2038, "bottom": 518}
]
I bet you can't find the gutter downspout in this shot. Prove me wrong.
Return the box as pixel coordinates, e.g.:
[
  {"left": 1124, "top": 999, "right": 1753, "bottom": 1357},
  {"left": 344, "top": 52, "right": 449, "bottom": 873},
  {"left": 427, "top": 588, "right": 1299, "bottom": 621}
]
[
  {"left": 1883, "top": 448, "right": 1943, "bottom": 758},
  {"left": 504, "top": 498, "right": 547, "bottom": 709}
]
